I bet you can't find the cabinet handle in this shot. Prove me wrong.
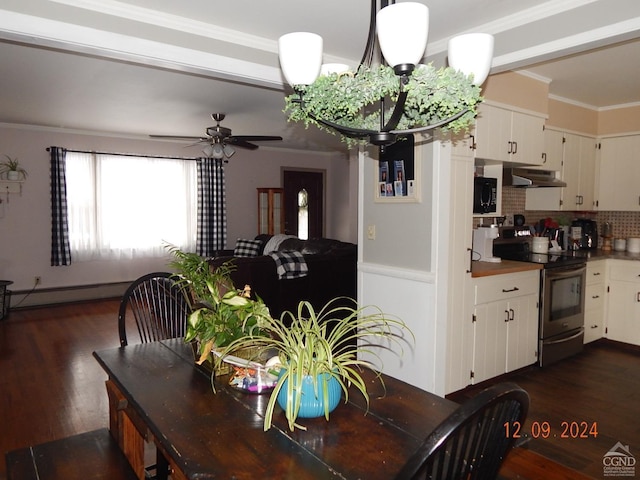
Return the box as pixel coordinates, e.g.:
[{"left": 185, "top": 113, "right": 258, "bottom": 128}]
[
  {"left": 592, "top": 295, "right": 600, "bottom": 299},
  {"left": 509, "top": 308, "right": 515, "bottom": 321},
  {"left": 512, "top": 141, "right": 518, "bottom": 154},
  {"left": 541, "top": 152, "right": 547, "bottom": 164},
  {"left": 502, "top": 287, "right": 520, "bottom": 293},
  {"left": 637, "top": 292, "right": 640, "bottom": 303},
  {"left": 505, "top": 310, "right": 510, "bottom": 322},
  {"left": 470, "top": 134, "right": 476, "bottom": 150},
  {"left": 593, "top": 272, "right": 601, "bottom": 276},
  {"left": 507, "top": 141, "right": 512, "bottom": 154},
  {"left": 590, "top": 325, "right": 598, "bottom": 329}
]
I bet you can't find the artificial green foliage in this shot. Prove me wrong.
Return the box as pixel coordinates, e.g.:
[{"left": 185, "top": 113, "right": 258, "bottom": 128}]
[
  {"left": 167, "top": 246, "right": 272, "bottom": 364},
  {"left": 220, "top": 298, "right": 413, "bottom": 432},
  {"left": 283, "top": 64, "right": 482, "bottom": 148}
]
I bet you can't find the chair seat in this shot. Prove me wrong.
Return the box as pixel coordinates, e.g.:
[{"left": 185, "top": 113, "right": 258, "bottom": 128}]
[{"left": 5, "top": 428, "right": 138, "bottom": 480}]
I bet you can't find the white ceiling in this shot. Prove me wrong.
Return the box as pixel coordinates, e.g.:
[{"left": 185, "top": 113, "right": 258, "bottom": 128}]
[{"left": 0, "top": 0, "right": 639, "bottom": 153}]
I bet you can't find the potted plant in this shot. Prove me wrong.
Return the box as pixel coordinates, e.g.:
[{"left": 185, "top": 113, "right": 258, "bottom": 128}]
[
  {"left": 0, "top": 155, "right": 28, "bottom": 181},
  {"left": 220, "top": 298, "right": 412, "bottom": 431},
  {"left": 167, "top": 246, "right": 272, "bottom": 369}
]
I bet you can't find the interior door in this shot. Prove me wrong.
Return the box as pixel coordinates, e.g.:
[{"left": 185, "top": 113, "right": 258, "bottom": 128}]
[{"left": 283, "top": 170, "right": 324, "bottom": 239}]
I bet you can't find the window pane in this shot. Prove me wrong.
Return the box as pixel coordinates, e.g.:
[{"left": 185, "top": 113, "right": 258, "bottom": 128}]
[{"left": 298, "top": 188, "right": 308, "bottom": 240}]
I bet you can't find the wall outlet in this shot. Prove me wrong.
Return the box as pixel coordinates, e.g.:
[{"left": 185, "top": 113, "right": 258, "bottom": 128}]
[
  {"left": 34, "top": 276, "right": 41, "bottom": 286},
  {"left": 367, "top": 225, "right": 376, "bottom": 240}
]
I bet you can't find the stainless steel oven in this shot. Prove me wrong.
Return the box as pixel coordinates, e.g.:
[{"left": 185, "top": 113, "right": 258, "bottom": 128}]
[{"left": 539, "top": 263, "right": 586, "bottom": 366}]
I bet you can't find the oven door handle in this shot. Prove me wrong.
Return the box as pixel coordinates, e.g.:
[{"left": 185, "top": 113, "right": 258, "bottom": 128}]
[
  {"left": 545, "top": 265, "right": 586, "bottom": 279},
  {"left": 543, "top": 328, "right": 584, "bottom": 345}
]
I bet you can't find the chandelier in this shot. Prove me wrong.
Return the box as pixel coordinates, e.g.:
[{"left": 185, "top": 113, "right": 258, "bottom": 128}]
[{"left": 277, "top": 1, "right": 494, "bottom": 149}]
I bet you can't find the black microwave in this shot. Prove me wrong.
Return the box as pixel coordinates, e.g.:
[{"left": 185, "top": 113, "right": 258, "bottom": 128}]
[{"left": 473, "top": 177, "right": 497, "bottom": 214}]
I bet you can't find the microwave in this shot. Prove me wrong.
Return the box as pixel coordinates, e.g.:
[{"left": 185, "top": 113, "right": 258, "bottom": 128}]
[{"left": 473, "top": 177, "right": 497, "bottom": 214}]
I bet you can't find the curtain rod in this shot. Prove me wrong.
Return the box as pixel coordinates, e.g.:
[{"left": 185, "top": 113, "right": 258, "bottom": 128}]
[{"left": 45, "top": 147, "right": 200, "bottom": 161}]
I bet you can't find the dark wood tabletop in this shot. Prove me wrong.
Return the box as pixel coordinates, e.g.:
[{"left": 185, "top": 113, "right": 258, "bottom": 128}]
[{"left": 93, "top": 339, "right": 459, "bottom": 480}]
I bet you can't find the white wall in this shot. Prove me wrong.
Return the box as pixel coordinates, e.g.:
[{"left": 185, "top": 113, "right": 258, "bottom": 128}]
[{"left": 0, "top": 124, "right": 356, "bottom": 297}]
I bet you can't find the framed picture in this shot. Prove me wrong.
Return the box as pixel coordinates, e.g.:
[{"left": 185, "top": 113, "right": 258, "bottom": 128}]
[{"left": 375, "top": 134, "right": 420, "bottom": 203}]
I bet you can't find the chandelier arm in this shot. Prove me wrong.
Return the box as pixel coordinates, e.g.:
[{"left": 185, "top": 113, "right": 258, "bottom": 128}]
[
  {"left": 381, "top": 89, "right": 408, "bottom": 132},
  {"left": 307, "top": 113, "right": 375, "bottom": 139},
  {"left": 358, "top": 0, "right": 377, "bottom": 69},
  {"left": 389, "top": 108, "right": 471, "bottom": 135}
]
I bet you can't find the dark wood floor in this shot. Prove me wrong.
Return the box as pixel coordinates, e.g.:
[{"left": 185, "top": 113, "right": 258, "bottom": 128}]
[
  {"left": 1, "top": 299, "right": 638, "bottom": 479},
  {"left": 448, "top": 341, "right": 640, "bottom": 479}
]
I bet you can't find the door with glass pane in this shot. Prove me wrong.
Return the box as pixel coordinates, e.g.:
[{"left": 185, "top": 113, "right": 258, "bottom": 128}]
[
  {"left": 257, "top": 188, "right": 284, "bottom": 235},
  {"left": 283, "top": 170, "right": 324, "bottom": 239}
]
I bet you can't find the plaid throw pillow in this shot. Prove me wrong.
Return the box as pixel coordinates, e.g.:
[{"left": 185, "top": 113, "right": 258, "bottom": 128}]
[{"left": 234, "top": 238, "right": 263, "bottom": 257}]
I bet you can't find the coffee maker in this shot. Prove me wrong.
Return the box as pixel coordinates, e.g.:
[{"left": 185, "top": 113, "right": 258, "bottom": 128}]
[
  {"left": 473, "top": 225, "right": 502, "bottom": 263},
  {"left": 570, "top": 218, "right": 598, "bottom": 250}
]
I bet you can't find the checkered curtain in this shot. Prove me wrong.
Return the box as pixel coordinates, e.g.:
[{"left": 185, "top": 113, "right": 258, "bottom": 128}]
[
  {"left": 196, "top": 158, "right": 227, "bottom": 256},
  {"left": 50, "top": 146, "right": 72, "bottom": 266}
]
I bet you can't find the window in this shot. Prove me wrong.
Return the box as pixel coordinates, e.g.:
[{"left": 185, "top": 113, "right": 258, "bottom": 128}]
[
  {"left": 297, "top": 188, "right": 309, "bottom": 240},
  {"left": 65, "top": 152, "right": 197, "bottom": 260}
]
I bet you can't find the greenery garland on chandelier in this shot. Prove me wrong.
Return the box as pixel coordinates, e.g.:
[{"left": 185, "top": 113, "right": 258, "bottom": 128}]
[{"left": 284, "top": 64, "right": 483, "bottom": 148}]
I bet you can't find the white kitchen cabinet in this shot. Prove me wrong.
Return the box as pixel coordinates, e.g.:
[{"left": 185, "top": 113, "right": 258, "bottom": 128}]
[
  {"left": 606, "top": 260, "right": 640, "bottom": 346},
  {"left": 527, "top": 127, "right": 564, "bottom": 171},
  {"left": 474, "top": 103, "right": 545, "bottom": 166},
  {"left": 471, "top": 270, "right": 539, "bottom": 384},
  {"left": 525, "top": 132, "right": 597, "bottom": 211},
  {"left": 584, "top": 260, "right": 606, "bottom": 343},
  {"left": 596, "top": 135, "right": 640, "bottom": 211}
]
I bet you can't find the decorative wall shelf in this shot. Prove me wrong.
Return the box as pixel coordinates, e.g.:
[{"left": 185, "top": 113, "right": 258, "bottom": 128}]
[{"left": 1, "top": 180, "right": 23, "bottom": 195}]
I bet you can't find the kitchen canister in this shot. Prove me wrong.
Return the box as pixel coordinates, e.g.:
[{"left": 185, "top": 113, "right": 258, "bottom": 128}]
[
  {"left": 614, "top": 238, "right": 627, "bottom": 252},
  {"left": 532, "top": 236, "right": 549, "bottom": 254},
  {"left": 627, "top": 238, "right": 640, "bottom": 253}
]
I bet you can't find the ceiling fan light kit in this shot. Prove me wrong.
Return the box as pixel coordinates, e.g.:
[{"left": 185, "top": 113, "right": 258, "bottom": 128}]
[{"left": 278, "top": 1, "right": 493, "bottom": 149}]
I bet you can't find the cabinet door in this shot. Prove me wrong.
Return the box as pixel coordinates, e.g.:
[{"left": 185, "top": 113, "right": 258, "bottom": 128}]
[
  {"left": 529, "top": 128, "right": 564, "bottom": 171},
  {"left": 472, "top": 301, "right": 509, "bottom": 384},
  {"left": 506, "top": 294, "right": 539, "bottom": 372},
  {"left": 510, "top": 112, "right": 545, "bottom": 166},
  {"left": 597, "top": 136, "right": 640, "bottom": 211},
  {"left": 474, "top": 104, "right": 511, "bottom": 162},
  {"left": 578, "top": 135, "right": 597, "bottom": 210},
  {"left": 607, "top": 281, "right": 640, "bottom": 346}
]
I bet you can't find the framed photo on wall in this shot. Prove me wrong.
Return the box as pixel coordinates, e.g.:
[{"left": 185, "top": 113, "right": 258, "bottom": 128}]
[{"left": 375, "top": 134, "right": 420, "bottom": 203}]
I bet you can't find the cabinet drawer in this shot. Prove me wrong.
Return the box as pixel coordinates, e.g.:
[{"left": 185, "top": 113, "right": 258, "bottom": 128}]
[
  {"left": 474, "top": 271, "right": 539, "bottom": 305},
  {"left": 585, "top": 283, "right": 605, "bottom": 310},
  {"left": 609, "top": 261, "right": 640, "bottom": 283},
  {"left": 586, "top": 261, "right": 606, "bottom": 285}
]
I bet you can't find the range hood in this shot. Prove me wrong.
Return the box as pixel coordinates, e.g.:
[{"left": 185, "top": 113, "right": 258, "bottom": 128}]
[{"left": 503, "top": 168, "right": 567, "bottom": 188}]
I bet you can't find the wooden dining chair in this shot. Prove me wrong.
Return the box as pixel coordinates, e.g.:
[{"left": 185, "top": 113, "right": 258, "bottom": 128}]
[
  {"left": 118, "top": 271, "right": 191, "bottom": 347},
  {"left": 395, "top": 382, "right": 529, "bottom": 480}
]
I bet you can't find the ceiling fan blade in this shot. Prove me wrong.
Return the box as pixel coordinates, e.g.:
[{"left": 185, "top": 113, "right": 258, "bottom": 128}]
[
  {"left": 149, "top": 135, "right": 207, "bottom": 141},
  {"left": 231, "top": 135, "right": 283, "bottom": 142},
  {"left": 227, "top": 138, "right": 259, "bottom": 150}
]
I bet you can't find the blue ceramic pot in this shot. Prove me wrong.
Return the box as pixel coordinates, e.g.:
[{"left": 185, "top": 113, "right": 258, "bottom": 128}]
[{"left": 277, "top": 372, "right": 342, "bottom": 418}]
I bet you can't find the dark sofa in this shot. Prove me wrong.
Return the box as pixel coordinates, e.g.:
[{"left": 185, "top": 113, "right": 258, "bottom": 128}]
[{"left": 208, "top": 235, "right": 357, "bottom": 320}]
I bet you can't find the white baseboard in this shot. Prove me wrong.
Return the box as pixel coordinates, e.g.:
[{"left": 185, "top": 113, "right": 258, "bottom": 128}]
[{"left": 8, "top": 282, "right": 130, "bottom": 309}]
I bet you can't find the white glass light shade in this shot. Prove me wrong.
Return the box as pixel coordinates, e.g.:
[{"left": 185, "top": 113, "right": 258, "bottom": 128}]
[
  {"left": 211, "top": 144, "right": 224, "bottom": 159},
  {"left": 448, "top": 33, "right": 494, "bottom": 86},
  {"left": 278, "top": 32, "right": 323, "bottom": 85},
  {"left": 377, "top": 3, "right": 429, "bottom": 68},
  {"left": 223, "top": 145, "right": 235, "bottom": 158},
  {"left": 320, "top": 63, "right": 350, "bottom": 76}
]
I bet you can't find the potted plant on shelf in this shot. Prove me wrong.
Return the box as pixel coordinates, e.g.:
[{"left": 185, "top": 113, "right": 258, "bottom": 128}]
[
  {"left": 220, "top": 298, "right": 412, "bottom": 432},
  {"left": 167, "top": 246, "right": 272, "bottom": 371},
  {"left": 0, "top": 155, "right": 28, "bottom": 181}
]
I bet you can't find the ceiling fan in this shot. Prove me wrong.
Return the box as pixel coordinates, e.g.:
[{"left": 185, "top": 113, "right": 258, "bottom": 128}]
[{"left": 150, "top": 113, "right": 283, "bottom": 159}]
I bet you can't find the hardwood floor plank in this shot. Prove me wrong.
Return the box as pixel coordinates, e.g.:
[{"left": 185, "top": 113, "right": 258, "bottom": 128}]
[{"left": 448, "top": 340, "right": 640, "bottom": 479}]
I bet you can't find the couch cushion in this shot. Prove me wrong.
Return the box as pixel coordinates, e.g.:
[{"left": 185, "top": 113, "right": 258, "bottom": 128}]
[
  {"left": 263, "top": 234, "right": 297, "bottom": 254},
  {"left": 233, "top": 238, "right": 263, "bottom": 257}
]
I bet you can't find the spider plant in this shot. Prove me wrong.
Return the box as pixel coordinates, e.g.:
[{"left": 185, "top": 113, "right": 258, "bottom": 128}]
[
  {"left": 220, "top": 298, "right": 412, "bottom": 432},
  {"left": 0, "top": 155, "right": 28, "bottom": 180}
]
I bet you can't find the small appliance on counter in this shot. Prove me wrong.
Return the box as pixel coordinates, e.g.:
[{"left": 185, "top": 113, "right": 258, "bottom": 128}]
[
  {"left": 570, "top": 218, "right": 598, "bottom": 250},
  {"left": 473, "top": 225, "right": 501, "bottom": 263},
  {"left": 473, "top": 177, "right": 497, "bottom": 214}
]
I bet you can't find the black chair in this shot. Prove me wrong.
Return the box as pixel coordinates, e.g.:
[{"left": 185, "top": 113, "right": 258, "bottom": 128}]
[
  {"left": 118, "top": 272, "right": 191, "bottom": 347},
  {"left": 396, "top": 382, "right": 529, "bottom": 480}
]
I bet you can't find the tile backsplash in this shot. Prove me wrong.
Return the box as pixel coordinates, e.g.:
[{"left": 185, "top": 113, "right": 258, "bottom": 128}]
[{"left": 501, "top": 187, "right": 640, "bottom": 240}]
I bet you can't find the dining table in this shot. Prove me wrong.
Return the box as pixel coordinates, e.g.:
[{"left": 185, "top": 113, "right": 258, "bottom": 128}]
[{"left": 93, "top": 338, "right": 463, "bottom": 479}]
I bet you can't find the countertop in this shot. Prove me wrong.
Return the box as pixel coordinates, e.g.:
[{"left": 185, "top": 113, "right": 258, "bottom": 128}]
[
  {"left": 471, "top": 260, "right": 542, "bottom": 278},
  {"left": 471, "top": 249, "right": 640, "bottom": 277}
]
